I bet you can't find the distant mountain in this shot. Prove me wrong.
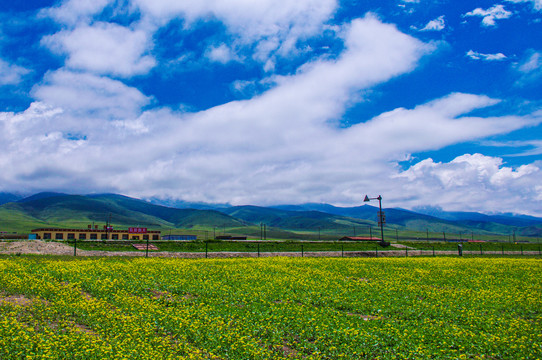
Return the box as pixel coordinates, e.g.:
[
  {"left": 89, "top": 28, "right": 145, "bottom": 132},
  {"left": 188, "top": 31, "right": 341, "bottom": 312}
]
[
  {"left": 221, "top": 205, "right": 373, "bottom": 232},
  {"left": 273, "top": 203, "right": 377, "bottom": 219},
  {"left": 145, "top": 197, "right": 231, "bottom": 210},
  {"left": 271, "top": 203, "right": 542, "bottom": 235},
  {"left": 413, "top": 207, "right": 542, "bottom": 227},
  {"left": 3, "top": 193, "right": 246, "bottom": 231},
  {"left": 17, "top": 192, "right": 68, "bottom": 203},
  {"left": 0, "top": 192, "right": 21, "bottom": 205},
  {"left": 2, "top": 192, "right": 541, "bottom": 237}
]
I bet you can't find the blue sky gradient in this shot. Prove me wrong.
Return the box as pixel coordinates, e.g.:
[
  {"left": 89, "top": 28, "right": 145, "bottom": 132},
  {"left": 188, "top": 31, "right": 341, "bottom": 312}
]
[{"left": 0, "top": 0, "right": 541, "bottom": 215}]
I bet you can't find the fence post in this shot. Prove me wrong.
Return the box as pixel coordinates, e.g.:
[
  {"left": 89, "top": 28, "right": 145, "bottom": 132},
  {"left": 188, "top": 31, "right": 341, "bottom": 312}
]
[
  {"left": 257, "top": 243, "right": 260, "bottom": 258},
  {"left": 502, "top": 245, "right": 504, "bottom": 256},
  {"left": 433, "top": 246, "right": 435, "bottom": 257},
  {"left": 375, "top": 244, "right": 378, "bottom": 258},
  {"left": 405, "top": 247, "right": 408, "bottom": 257},
  {"left": 74, "top": 237, "right": 77, "bottom": 257},
  {"left": 521, "top": 245, "right": 523, "bottom": 256},
  {"left": 480, "top": 244, "right": 482, "bottom": 256},
  {"left": 205, "top": 242, "right": 208, "bottom": 258},
  {"left": 301, "top": 244, "right": 304, "bottom": 257},
  {"left": 341, "top": 244, "right": 344, "bottom": 258},
  {"left": 146, "top": 236, "right": 149, "bottom": 258}
]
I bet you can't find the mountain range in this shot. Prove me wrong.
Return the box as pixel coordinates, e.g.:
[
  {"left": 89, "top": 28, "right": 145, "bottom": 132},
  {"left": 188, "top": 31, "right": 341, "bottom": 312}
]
[{"left": 0, "top": 192, "right": 541, "bottom": 238}]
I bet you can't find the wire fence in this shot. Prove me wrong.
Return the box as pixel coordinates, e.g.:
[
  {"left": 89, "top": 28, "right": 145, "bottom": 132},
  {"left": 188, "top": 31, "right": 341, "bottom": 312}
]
[{"left": 60, "top": 240, "right": 542, "bottom": 258}]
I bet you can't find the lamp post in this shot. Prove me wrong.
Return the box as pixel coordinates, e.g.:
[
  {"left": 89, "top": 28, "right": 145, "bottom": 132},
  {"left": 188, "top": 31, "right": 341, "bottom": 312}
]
[{"left": 364, "top": 195, "right": 385, "bottom": 246}]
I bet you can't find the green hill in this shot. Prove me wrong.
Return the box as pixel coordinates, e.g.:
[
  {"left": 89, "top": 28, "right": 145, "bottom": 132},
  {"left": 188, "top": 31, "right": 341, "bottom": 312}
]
[
  {"left": 1, "top": 193, "right": 245, "bottom": 233},
  {"left": 222, "top": 205, "right": 374, "bottom": 232},
  {"left": 1, "top": 193, "right": 540, "bottom": 239}
]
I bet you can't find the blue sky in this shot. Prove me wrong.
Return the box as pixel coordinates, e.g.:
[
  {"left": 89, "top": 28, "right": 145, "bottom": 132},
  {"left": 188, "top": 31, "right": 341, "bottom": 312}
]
[{"left": 0, "top": 0, "right": 541, "bottom": 215}]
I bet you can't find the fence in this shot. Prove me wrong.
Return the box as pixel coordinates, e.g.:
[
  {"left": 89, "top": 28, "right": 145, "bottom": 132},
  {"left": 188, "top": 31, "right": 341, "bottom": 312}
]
[{"left": 62, "top": 240, "right": 542, "bottom": 258}]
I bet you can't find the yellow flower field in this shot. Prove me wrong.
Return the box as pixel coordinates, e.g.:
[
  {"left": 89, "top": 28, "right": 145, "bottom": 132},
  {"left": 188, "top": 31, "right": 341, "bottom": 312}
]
[{"left": 0, "top": 256, "right": 540, "bottom": 359}]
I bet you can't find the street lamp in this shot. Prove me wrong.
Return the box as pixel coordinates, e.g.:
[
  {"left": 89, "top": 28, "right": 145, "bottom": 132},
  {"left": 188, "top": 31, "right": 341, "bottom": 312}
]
[{"left": 364, "top": 195, "right": 386, "bottom": 246}]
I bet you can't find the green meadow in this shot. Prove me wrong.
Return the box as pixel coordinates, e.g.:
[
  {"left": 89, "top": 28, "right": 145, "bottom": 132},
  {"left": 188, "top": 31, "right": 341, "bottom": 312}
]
[{"left": 0, "top": 256, "right": 540, "bottom": 359}]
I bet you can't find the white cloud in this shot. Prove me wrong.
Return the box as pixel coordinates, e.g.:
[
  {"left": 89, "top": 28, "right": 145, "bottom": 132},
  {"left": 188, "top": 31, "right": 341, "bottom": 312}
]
[
  {"left": 483, "top": 139, "right": 542, "bottom": 156},
  {"left": 32, "top": 69, "right": 150, "bottom": 120},
  {"left": 338, "top": 93, "right": 540, "bottom": 170},
  {"left": 505, "top": 0, "right": 542, "bottom": 11},
  {"left": 514, "top": 49, "right": 542, "bottom": 85},
  {"left": 42, "top": 22, "right": 156, "bottom": 77},
  {"left": 41, "top": 0, "right": 113, "bottom": 26},
  {"left": 0, "top": 59, "right": 30, "bottom": 85},
  {"left": 466, "top": 50, "right": 507, "bottom": 61},
  {"left": 2, "top": 15, "right": 541, "bottom": 214},
  {"left": 47, "top": 0, "right": 338, "bottom": 66},
  {"left": 396, "top": 154, "right": 542, "bottom": 215},
  {"left": 0, "top": 16, "right": 430, "bottom": 201},
  {"left": 518, "top": 51, "right": 542, "bottom": 72},
  {"left": 420, "top": 15, "right": 445, "bottom": 31},
  {"left": 205, "top": 43, "right": 241, "bottom": 64},
  {"left": 464, "top": 5, "right": 513, "bottom": 26}
]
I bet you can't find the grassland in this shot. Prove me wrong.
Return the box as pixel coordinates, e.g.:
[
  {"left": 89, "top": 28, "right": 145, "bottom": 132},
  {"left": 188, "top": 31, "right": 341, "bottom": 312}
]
[{"left": 0, "top": 256, "right": 540, "bottom": 359}]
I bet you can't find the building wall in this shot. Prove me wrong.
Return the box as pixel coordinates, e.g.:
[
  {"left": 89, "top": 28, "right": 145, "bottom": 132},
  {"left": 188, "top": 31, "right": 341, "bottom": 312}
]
[
  {"left": 31, "top": 228, "right": 161, "bottom": 241},
  {"left": 162, "top": 235, "right": 197, "bottom": 241}
]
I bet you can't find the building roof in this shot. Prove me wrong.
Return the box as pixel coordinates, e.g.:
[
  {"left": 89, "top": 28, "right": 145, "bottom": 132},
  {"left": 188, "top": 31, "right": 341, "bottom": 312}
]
[
  {"left": 31, "top": 228, "right": 160, "bottom": 233},
  {"left": 339, "top": 236, "right": 381, "bottom": 241}
]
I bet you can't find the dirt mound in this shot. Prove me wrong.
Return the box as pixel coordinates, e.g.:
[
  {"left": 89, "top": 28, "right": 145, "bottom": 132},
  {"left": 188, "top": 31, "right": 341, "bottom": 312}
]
[{"left": 0, "top": 240, "right": 76, "bottom": 255}]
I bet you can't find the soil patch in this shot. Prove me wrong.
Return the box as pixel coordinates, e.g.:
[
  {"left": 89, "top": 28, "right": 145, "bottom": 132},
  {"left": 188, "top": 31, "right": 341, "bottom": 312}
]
[{"left": 0, "top": 294, "right": 34, "bottom": 306}]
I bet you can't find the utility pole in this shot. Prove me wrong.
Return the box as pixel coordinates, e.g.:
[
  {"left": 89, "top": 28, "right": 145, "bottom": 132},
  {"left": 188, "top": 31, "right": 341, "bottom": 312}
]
[{"left": 364, "top": 195, "right": 385, "bottom": 246}]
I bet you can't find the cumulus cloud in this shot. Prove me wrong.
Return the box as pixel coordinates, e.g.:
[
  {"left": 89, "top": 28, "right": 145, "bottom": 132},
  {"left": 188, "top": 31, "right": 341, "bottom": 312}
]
[
  {"left": 464, "top": 5, "right": 513, "bottom": 26},
  {"left": 0, "top": 59, "right": 30, "bottom": 85},
  {"left": 41, "top": 0, "right": 113, "bottom": 25},
  {"left": 45, "top": 0, "right": 337, "bottom": 66},
  {"left": 1, "top": 16, "right": 428, "bottom": 200},
  {"left": 42, "top": 22, "right": 156, "bottom": 77},
  {"left": 32, "top": 69, "right": 150, "bottom": 120},
  {"left": 466, "top": 50, "right": 507, "bottom": 61},
  {"left": 420, "top": 15, "right": 446, "bottom": 31},
  {"left": 396, "top": 154, "right": 542, "bottom": 215},
  {"left": 2, "top": 14, "right": 541, "bottom": 215},
  {"left": 205, "top": 43, "right": 241, "bottom": 64}
]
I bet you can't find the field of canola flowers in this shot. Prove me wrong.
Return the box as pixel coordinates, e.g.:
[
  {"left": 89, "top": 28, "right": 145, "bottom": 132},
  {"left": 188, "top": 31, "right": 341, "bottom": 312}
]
[{"left": 0, "top": 256, "right": 540, "bottom": 359}]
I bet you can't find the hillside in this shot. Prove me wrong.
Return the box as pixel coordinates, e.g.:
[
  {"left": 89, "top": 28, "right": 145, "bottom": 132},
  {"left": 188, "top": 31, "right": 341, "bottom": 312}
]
[
  {"left": 1, "top": 192, "right": 541, "bottom": 237},
  {"left": 271, "top": 203, "right": 542, "bottom": 236},
  {"left": 0, "top": 192, "right": 21, "bottom": 205},
  {"left": 222, "top": 205, "right": 373, "bottom": 233},
  {"left": 1, "top": 193, "right": 245, "bottom": 232}
]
